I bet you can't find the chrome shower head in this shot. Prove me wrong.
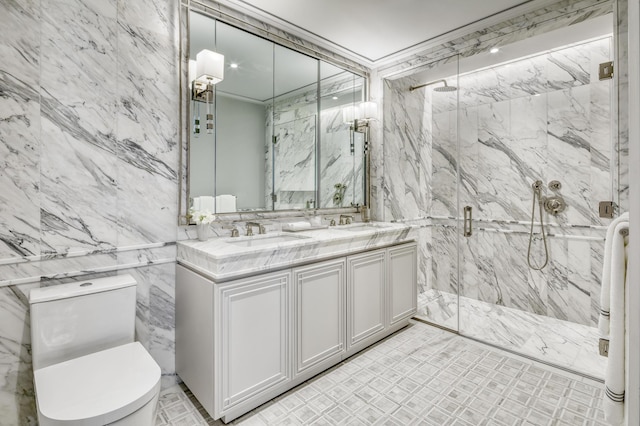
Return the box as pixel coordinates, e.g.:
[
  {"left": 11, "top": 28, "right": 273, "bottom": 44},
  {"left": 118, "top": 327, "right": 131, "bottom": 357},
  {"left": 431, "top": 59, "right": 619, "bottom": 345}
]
[
  {"left": 409, "top": 79, "right": 457, "bottom": 92},
  {"left": 433, "top": 82, "right": 457, "bottom": 92}
]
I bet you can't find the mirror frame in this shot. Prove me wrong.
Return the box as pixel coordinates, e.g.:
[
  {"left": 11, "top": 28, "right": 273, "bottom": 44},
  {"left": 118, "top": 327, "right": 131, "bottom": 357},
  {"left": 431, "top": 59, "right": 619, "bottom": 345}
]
[{"left": 178, "top": 3, "right": 371, "bottom": 224}]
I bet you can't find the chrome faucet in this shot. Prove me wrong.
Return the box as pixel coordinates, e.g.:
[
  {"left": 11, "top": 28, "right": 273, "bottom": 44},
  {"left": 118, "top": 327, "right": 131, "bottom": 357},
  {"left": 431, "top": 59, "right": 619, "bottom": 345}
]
[
  {"left": 246, "top": 222, "right": 266, "bottom": 236},
  {"left": 323, "top": 216, "right": 336, "bottom": 226},
  {"left": 339, "top": 214, "right": 354, "bottom": 225}
]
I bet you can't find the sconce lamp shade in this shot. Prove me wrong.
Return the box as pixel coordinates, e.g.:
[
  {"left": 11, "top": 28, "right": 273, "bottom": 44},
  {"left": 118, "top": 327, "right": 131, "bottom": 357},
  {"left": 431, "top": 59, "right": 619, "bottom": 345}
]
[
  {"left": 342, "top": 105, "right": 356, "bottom": 124},
  {"left": 343, "top": 101, "right": 378, "bottom": 124},
  {"left": 342, "top": 105, "right": 361, "bottom": 124},
  {"left": 196, "top": 49, "right": 224, "bottom": 84},
  {"left": 360, "top": 101, "right": 378, "bottom": 120}
]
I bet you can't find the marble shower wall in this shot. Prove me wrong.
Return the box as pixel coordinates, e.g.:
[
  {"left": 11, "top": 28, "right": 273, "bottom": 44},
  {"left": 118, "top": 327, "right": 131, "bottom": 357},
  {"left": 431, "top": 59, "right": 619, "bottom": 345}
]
[
  {"left": 442, "top": 37, "right": 613, "bottom": 327},
  {"left": 265, "top": 73, "right": 365, "bottom": 210},
  {"left": 0, "top": 0, "right": 180, "bottom": 422},
  {"left": 383, "top": 34, "right": 616, "bottom": 328}
]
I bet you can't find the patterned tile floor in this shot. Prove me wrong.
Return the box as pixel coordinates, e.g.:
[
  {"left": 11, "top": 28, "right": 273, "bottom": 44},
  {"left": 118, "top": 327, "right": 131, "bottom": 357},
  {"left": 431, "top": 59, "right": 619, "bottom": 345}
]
[
  {"left": 416, "top": 290, "right": 606, "bottom": 380},
  {"left": 156, "top": 321, "right": 606, "bottom": 425}
]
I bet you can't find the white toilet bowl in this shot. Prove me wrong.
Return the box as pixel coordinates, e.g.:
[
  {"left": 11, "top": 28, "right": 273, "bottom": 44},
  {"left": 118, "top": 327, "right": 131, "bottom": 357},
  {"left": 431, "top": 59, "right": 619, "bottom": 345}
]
[
  {"left": 29, "top": 275, "right": 161, "bottom": 426},
  {"left": 34, "top": 342, "right": 161, "bottom": 426}
]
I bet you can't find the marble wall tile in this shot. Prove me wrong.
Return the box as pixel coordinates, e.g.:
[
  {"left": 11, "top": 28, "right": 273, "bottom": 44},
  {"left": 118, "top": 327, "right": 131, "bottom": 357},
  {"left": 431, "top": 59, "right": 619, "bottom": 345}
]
[
  {"left": 615, "top": 0, "right": 629, "bottom": 210},
  {"left": 319, "top": 109, "right": 357, "bottom": 208},
  {"left": 39, "top": 0, "right": 119, "bottom": 255},
  {"left": 274, "top": 115, "right": 316, "bottom": 196},
  {"left": 121, "top": 264, "right": 178, "bottom": 388},
  {"left": 589, "top": 239, "right": 605, "bottom": 326},
  {"left": 546, "top": 237, "right": 570, "bottom": 321},
  {"left": 546, "top": 85, "right": 593, "bottom": 226},
  {"left": 0, "top": 0, "right": 41, "bottom": 261},
  {"left": 430, "top": 225, "right": 458, "bottom": 295},
  {"left": 116, "top": 20, "right": 180, "bottom": 246},
  {"left": 382, "top": 77, "right": 432, "bottom": 221},
  {"left": 0, "top": 285, "right": 37, "bottom": 425},
  {"left": 566, "top": 239, "right": 592, "bottom": 325},
  {"left": 458, "top": 106, "right": 479, "bottom": 211},
  {"left": 0, "top": 0, "right": 181, "bottom": 422}
]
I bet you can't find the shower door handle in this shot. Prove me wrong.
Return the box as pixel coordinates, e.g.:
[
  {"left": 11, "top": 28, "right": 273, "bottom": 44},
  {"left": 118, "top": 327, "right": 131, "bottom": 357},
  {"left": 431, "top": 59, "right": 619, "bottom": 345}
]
[{"left": 463, "top": 206, "right": 473, "bottom": 237}]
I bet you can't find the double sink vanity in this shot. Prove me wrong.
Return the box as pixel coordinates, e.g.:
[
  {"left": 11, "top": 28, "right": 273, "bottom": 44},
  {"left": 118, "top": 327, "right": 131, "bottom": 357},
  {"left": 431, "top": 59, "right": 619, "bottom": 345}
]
[{"left": 176, "top": 221, "right": 417, "bottom": 423}]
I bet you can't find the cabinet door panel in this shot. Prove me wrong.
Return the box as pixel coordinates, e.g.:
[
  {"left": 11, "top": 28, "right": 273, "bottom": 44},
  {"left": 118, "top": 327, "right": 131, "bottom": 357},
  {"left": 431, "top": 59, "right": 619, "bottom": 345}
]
[
  {"left": 294, "top": 259, "right": 345, "bottom": 375},
  {"left": 347, "top": 250, "right": 386, "bottom": 348},
  {"left": 388, "top": 243, "right": 418, "bottom": 326},
  {"left": 217, "top": 271, "right": 291, "bottom": 411}
]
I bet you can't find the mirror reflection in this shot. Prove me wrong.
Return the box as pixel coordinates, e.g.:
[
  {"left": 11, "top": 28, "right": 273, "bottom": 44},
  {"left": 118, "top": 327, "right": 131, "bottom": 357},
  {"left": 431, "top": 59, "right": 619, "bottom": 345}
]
[{"left": 187, "top": 11, "right": 367, "bottom": 215}]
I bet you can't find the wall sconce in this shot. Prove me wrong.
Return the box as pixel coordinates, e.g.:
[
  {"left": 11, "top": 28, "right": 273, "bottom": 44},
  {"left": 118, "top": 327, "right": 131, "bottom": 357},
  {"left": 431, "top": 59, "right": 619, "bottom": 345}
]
[
  {"left": 343, "top": 101, "right": 377, "bottom": 155},
  {"left": 190, "top": 49, "right": 224, "bottom": 135}
]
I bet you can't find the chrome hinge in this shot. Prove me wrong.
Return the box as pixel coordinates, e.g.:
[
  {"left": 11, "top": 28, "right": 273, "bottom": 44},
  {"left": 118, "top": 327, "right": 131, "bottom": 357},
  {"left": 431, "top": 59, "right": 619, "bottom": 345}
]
[
  {"left": 599, "top": 61, "right": 614, "bottom": 80},
  {"left": 599, "top": 338, "right": 609, "bottom": 357},
  {"left": 272, "top": 135, "right": 278, "bottom": 145},
  {"left": 271, "top": 193, "right": 277, "bottom": 202},
  {"left": 599, "top": 201, "right": 616, "bottom": 218}
]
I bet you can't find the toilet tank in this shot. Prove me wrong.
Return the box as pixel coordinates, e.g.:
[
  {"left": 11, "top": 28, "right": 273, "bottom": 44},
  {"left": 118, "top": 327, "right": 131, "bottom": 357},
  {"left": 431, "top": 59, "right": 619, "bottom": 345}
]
[{"left": 29, "top": 275, "right": 137, "bottom": 370}]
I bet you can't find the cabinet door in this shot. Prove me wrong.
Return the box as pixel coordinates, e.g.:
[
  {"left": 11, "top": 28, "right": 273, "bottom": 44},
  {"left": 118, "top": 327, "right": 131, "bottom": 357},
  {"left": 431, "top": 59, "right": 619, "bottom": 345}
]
[
  {"left": 347, "top": 250, "right": 386, "bottom": 349},
  {"left": 215, "top": 271, "right": 291, "bottom": 414},
  {"left": 294, "top": 259, "right": 345, "bottom": 376},
  {"left": 388, "top": 243, "right": 418, "bottom": 326}
]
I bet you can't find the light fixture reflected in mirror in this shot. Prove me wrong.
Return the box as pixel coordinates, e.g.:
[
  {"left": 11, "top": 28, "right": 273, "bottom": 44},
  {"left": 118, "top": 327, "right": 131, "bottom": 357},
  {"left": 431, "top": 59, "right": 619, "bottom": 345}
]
[
  {"left": 191, "top": 49, "right": 224, "bottom": 135},
  {"left": 343, "top": 101, "right": 377, "bottom": 155}
]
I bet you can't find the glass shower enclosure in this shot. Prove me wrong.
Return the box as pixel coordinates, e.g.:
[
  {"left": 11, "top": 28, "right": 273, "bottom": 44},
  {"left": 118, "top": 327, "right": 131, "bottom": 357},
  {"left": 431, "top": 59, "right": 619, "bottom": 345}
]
[{"left": 388, "top": 16, "right": 616, "bottom": 379}]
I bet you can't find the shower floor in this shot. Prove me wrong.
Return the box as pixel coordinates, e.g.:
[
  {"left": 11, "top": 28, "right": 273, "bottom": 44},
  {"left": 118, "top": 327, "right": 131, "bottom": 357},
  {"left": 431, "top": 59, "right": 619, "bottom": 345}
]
[{"left": 416, "top": 289, "right": 606, "bottom": 379}]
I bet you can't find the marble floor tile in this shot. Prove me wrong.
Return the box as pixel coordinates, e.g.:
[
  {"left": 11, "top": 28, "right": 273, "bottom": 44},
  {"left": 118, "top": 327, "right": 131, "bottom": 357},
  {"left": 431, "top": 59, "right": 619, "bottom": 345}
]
[
  {"left": 416, "top": 289, "right": 606, "bottom": 379},
  {"left": 157, "top": 321, "right": 604, "bottom": 425}
]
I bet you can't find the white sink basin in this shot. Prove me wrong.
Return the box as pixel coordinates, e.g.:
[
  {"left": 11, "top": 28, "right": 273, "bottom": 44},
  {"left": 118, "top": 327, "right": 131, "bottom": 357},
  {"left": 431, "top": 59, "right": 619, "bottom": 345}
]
[{"left": 224, "top": 233, "right": 310, "bottom": 247}]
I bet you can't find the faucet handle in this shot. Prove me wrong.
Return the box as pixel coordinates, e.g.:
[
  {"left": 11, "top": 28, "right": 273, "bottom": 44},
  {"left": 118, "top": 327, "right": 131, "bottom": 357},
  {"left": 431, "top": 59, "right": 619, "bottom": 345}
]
[
  {"left": 258, "top": 224, "right": 266, "bottom": 234},
  {"left": 339, "top": 214, "right": 354, "bottom": 225},
  {"left": 246, "top": 225, "right": 253, "bottom": 237},
  {"left": 230, "top": 227, "right": 239, "bottom": 238},
  {"left": 323, "top": 216, "right": 336, "bottom": 226}
]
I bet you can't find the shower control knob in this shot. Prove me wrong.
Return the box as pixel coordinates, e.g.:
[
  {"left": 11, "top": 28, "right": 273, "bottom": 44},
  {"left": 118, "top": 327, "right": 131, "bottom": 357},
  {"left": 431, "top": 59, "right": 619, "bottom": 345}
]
[
  {"left": 543, "top": 196, "right": 566, "bottom": 215},
  {"left": 548, "top": 180, "right": 562, "bottom": 191}
]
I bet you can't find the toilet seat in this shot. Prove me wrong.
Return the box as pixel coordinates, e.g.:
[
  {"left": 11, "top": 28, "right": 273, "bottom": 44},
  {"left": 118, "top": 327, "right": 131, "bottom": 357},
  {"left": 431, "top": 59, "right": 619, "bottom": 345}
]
[{"left": 34, "top": 342, "right": 161, "bottom": 426}]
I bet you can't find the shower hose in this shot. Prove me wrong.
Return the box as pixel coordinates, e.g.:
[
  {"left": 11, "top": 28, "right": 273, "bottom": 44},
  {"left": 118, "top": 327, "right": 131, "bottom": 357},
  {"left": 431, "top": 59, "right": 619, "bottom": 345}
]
[{"left": 527, "top": 180, "right": 549, "bottom": 270}]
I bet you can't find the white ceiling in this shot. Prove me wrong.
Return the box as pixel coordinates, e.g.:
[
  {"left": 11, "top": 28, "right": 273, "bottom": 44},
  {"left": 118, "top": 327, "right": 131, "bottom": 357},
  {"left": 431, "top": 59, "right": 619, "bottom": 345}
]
[{"left": 221, "top": 0, "right": 551, "bottom": 66}]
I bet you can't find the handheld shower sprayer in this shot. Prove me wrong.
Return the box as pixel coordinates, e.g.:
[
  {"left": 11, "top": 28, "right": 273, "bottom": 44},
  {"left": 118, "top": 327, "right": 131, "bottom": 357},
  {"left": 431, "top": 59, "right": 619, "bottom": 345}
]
[{"left": 527, "top": 180, "right": 549, "bottom": 270}]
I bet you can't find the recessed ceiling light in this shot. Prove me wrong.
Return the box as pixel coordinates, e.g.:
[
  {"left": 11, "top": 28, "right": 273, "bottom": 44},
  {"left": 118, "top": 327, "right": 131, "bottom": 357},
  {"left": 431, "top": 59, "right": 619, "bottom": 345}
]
[
  {"left": 332, "top": 96, "right": 338, "bottom": 100},
  {"left": 490, "top": 47, "right": 500, "bottom": 54},
  {"left": 230, "top": 63, "right": 239, "bottom": 69}
]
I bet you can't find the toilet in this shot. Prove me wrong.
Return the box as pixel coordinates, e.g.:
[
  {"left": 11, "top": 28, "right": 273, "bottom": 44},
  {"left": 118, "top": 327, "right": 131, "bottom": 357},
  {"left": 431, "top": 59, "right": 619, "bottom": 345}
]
[{"left": 29, "top": 274, "right": 161, "bottom": 425}]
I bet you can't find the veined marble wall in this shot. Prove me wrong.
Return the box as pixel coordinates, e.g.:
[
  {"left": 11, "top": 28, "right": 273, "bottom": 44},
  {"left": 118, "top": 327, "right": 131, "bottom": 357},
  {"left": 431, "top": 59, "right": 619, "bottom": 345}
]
[
  {"left": 264, "top": 73, "right": 365, "bottom": 210},
  {"left": 383, "top": 28, "right": 617, "bottom": 328},
  {"left": 0, "top": 0, "right": 180, "bottom": 422}
]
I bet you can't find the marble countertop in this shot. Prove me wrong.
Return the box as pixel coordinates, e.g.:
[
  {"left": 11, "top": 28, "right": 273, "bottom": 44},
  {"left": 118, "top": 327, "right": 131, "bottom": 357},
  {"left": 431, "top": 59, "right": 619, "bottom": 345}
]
[{"left": 177, "top": 222, "right": 415, "bottom": 281}]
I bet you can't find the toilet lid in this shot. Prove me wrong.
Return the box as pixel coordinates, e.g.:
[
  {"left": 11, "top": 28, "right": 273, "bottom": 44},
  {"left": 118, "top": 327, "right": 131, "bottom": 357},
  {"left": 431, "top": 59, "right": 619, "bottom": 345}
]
[{"left": 34, "top": 342, "right": 161, "bottom": 426}]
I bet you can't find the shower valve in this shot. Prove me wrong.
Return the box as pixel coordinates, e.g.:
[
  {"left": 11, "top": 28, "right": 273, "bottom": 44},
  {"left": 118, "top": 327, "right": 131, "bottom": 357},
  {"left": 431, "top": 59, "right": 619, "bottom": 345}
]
[
  {"left": 543, "top": 196, "right": 566, "bottom": 215},
  {"left": 548, "top": 180, "right": 562, "bottom": 191}
]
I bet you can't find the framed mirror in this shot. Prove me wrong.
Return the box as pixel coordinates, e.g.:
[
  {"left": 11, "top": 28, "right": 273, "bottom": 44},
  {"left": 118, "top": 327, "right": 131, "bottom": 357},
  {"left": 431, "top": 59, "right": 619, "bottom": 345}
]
[{"left": 185, "top": 10, "right": 368, "bottom": 217}]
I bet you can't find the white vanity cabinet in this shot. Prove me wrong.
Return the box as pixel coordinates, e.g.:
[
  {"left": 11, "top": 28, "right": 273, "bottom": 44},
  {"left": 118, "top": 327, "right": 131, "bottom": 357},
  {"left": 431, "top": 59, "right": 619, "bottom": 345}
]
[
  {"left": 176, "top": 267, "right": 292, "bottom": 421},
  {"left": 347, "top": 250, "right": 386, "bottom": 352},
  {"left": 293, "top": 259, "right": 345, "bottom": 377},
  {"left": 388, "top": 244, "right": 418, "bottom": 326},
  {"left": 215, "top": 271, "right": 292, "bottom": 416},
  {"left": 176, "top": 241, "right": 417, "bottom": 423}
]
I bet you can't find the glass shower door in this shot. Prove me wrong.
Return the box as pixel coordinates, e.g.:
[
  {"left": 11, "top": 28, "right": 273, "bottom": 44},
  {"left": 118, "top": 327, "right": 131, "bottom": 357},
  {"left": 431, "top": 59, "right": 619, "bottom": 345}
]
[
  {"left": 456, "top": 31, "right": 614, "bottom": 378},
  {"left": 411, "top": 55, "right": 461, "bottom": 332}
]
